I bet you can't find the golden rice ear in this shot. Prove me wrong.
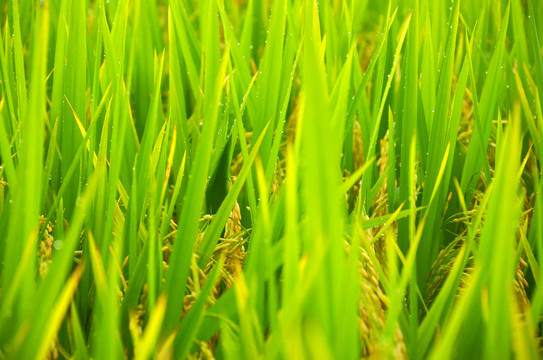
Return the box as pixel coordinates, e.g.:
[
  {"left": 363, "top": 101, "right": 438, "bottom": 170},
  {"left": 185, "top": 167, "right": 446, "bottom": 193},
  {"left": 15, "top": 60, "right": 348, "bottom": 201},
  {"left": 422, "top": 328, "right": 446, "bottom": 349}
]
[
  {"left": 426, "top": 237, "right": 466, "bottom": 306},
  {"left": 224, "top": 201, "right": 242, "bottom": 239},
  {"left": 353, "top": 120, "right": 365, "bottom": 172},
  {"left": 515, "top": 256, "right": 530, "bottom": 311},
  {"left": 372, "top": 130, "right": 390, "bottom": 217},
  {"left": 356, "top": 234, "right": 408, "bottom": 359},
  {"left": 38, "top": 215, "right": 55, "bottom": 277}
]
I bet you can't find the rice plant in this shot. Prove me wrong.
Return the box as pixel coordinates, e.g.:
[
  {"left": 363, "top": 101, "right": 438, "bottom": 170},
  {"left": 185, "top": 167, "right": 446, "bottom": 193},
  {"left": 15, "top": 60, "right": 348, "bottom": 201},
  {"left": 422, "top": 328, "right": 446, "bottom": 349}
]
[{"left": 0, "top": 0, "right": 542, "bottom": 358}]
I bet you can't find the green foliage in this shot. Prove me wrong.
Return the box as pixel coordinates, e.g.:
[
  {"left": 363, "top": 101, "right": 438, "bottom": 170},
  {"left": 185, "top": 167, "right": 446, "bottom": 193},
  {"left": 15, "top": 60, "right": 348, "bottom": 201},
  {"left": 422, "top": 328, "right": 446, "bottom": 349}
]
[{"left": 0, "top": 0, "right": 542, "bottom": 358}]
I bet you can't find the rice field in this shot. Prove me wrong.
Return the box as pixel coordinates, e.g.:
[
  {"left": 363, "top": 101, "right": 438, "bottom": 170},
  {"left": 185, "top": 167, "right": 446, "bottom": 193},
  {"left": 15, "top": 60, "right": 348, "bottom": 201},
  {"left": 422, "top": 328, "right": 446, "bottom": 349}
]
[{"left": 0, "top": 0, "right": 542, "bottom": 358}]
